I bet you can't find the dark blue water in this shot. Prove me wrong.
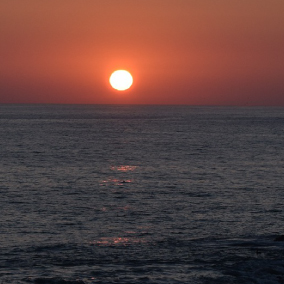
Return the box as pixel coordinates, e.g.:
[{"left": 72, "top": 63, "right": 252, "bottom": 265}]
[{"left": 1, "top": 105, "right": 284, "bottom": 284}]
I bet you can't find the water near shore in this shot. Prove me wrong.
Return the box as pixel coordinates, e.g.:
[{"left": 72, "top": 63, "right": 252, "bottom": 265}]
[{"left": 1, "top": 104, "right": 284, "bottom": 283}]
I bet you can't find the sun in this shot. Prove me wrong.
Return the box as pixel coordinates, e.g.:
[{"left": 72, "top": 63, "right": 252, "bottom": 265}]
[{"left": 109, "top": 70, "right": 133, "bottom": 91}]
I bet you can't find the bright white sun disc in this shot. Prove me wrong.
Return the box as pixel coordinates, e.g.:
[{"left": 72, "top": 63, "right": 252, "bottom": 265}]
[{"left": 109, "top": 70, "right": 133, "bottom": 91}]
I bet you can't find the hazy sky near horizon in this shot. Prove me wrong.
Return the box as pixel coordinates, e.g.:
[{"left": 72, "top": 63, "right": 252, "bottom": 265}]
[{"left": 1, "top": 0, "right": 284, "bottom": 105}]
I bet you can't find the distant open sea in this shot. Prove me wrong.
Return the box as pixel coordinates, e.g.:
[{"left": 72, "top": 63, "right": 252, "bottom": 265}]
[{"left": 1, "top": 104, "right": 284, "bottom": 284}]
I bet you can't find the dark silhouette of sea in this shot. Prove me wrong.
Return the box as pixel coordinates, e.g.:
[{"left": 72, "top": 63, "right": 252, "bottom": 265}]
[{"left": 1, "top": 104, "right": 284, "bottom": 284}]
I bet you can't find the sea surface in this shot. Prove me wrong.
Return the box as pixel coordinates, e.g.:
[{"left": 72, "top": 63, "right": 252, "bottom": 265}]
[{"left": 1, "top": 104, "right": 284, "bottom": 284}]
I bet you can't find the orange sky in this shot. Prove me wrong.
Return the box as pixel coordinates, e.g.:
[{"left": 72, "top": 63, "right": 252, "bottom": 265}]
[{"left": 1, "top": 0, "right": 284, "bottom": 105}]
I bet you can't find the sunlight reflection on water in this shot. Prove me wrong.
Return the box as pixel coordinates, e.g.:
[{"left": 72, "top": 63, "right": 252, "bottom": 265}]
[
  {"left": 110, "top": 165, "right": 138, "bottom": 172},
  {"left": 99, "top": 165, "right": 138, "bottom": 186},
  {"left": 2, "top": 106, "right": 284, "bottom": 284},
  {"left": 91, "top": 236, "right": 146, "bottom": 246}
]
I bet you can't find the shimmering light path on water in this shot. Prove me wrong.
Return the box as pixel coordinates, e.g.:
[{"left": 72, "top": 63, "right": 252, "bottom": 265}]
[{"left": 1, "top": 105, "right": 284, "bottom": 283}]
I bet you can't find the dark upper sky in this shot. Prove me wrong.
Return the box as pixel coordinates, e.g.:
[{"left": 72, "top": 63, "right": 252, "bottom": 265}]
[{"left": 1, "top": 0, "right": 284, "bottom": 105}]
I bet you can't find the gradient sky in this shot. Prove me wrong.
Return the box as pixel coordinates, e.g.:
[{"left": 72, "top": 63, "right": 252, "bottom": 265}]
[{"left": 1, "top": 0, "right": 284, "bottom": 105}]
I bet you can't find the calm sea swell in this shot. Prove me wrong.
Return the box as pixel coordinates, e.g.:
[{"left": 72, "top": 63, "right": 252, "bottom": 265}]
[{"left": 1, "top": 105, "right": 284, "bottom": 283}]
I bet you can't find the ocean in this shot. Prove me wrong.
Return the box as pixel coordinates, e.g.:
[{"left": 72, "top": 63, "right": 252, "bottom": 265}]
[{"left": 1, "top": 104, "right": 284, "bottom": 284}]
